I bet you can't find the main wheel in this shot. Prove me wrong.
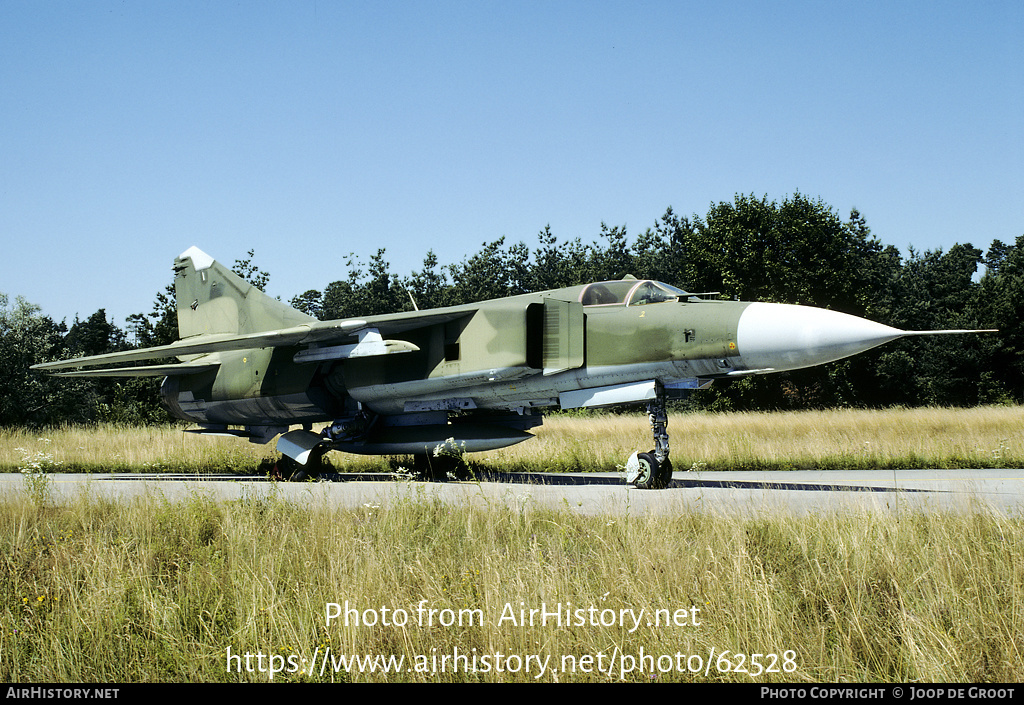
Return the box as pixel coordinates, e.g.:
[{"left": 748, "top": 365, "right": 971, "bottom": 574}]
[
  {"left": 280, "top": 449, "right": 326, "bottom": 482},
  {"left": 272, "top": 455, "right": 299, "bottom": 481},
  {"left": 414, "top": 453, "right": 454, "bottom": 481}
]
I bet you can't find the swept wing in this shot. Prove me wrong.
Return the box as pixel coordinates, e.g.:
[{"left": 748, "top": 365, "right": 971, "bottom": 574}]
[{"left": 31, "top": 310, "right": 473, "bottom": 376}]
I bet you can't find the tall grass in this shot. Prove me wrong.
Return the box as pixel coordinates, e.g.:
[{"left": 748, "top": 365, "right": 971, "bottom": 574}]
[
  {"left": 0, "top": 424, "right": 274, "bottom": 474},
  {"left": 3, "top": 407, "right": 1022, "bottom": 682},
  {"left": 1, "top": 488, "right": 1021, "bottom": 682},
  {"left": 2, "top": 406, "right": 1023, "bottom": 474},
  {"left": 481, "top": 405, "right": 1024, "bottom": 472}
]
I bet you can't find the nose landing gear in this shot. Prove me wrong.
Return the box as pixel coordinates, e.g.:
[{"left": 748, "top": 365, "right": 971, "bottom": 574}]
[{"left": 625, "top": 387, "right": 674, "bottom": 489}]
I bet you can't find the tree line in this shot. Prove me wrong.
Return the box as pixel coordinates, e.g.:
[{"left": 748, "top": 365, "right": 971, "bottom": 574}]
[{"left": 3, "top": 192, "right": 1021, "bottom": 426}]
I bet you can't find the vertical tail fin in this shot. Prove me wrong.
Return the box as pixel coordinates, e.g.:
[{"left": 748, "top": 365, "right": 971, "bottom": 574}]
[{"left": 173, "top": 246, "right": 314, "bottom": 340}]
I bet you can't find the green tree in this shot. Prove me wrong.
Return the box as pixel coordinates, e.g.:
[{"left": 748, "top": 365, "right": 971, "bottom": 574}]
[
  {"left": 320, "top": 250, "right": 406, "bottom": 319},
  {"left": 405, "top": 250, "right": 450, "bottom": 311},
  {"left": 631, "top": 207, "right": 694, "bottom": 287},
  {"left": 0, "top": 294, "right": 94, "bottom": 426},
  {"left": 289, "top": 290, "right": 324, "bottom": 319},
  {"left": 65, "top": 309, "right": 125, "bottom": 357},
  {"left": 529, "top": 225, "right": 596, "bottom": 291},
  {"left": 680, "top": 195, "right": 903, "bottom": 410},
  {"left": 677, "top": 193, "right": 884, "bottom": 312},
  {"left": 445, "top": 238, "right": 532, "bottom": 305},
  {"left": 975, "top": 235, "right": 1024, "bottom": 403},
  {"left": 232, "top": 249, "right": 270, "bottom": 291},
  {"left": 126, "top": 284, "right": 177, "bottom": 348},
  {"left": 591, "top": 223, "right": 634, "bottom": 281},
  {"left": 364, "top": 249, "right": 406, "bottom": 315}
]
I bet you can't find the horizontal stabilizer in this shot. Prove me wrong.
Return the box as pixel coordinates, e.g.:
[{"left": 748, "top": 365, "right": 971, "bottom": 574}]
[
  {"left": 48, "top": 362, "right": 220, "bottom": 378},
  {"left": 32, "top": 325, "right": 329, "bottom": 372},
  {"left": 33, "top": 311, "right": 473, "bottom": 374}
]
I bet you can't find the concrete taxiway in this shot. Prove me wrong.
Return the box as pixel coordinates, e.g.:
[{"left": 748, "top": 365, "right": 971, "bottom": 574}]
[{"left": 3, "top": 468, "right": 1023, "bottom": 516}]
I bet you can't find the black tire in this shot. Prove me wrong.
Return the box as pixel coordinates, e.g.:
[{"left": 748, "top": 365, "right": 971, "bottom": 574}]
[
  {"left": 274, "top": 455, "right": 298, "bottom": 481},
  {"left": 633, "top": 451, "right": 660, "bottom": 489},
  {"left": 656, "top": 457, "right": 674, "bottom": 488},
  {"left": 414, "top": 454, "right": 445, "bottom": 481},
  {"left": 417, "top": 453, "right": 470, "bottom": 481},
  {"left": 634, "top": 451, "right": 672, "bottom": 489},
  {"left": 281, "top": 450, "right": 324, "bottom": 482}
]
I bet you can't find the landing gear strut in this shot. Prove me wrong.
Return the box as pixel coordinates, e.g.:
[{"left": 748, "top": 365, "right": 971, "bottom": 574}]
[{"left": 626, "top": 385, "right": 674, "bottom": 489}]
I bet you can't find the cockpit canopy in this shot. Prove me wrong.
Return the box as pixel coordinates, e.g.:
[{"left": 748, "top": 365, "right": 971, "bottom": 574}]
[{"left": 579, "top": 280, "right": 689, "bottom": 307}]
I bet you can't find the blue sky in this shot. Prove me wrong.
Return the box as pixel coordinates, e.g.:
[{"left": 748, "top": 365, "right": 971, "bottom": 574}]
[{"left": 2, "top": 0, "right": 1022, "bottom": 326}]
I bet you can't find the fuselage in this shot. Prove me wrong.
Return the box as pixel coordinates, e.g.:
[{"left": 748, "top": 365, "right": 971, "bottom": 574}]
[{"left": 161, "top": 278, "right": 906, "bottom": 428}]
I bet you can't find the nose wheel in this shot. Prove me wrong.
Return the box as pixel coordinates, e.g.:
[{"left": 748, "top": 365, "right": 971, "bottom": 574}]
[
  {"left": 626, "top": 451, "right": 674, "bottom": 489},
  {"left": 625, "top": 387, "right": 674, "bottom": 489}
]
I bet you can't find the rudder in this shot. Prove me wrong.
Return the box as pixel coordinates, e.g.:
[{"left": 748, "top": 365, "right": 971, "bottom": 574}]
[{"left": 173, "top": 246, "right": 314, "bottom": 340}]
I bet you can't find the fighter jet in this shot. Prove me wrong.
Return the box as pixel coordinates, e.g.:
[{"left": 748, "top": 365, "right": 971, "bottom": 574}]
[{"left": 32, "top": 247, "right": 994, "bottom": 488}]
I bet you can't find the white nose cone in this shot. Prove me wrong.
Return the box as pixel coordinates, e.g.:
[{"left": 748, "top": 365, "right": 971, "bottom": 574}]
[{"left": 736, "top": 302, "right": 904, "bottom": 372}]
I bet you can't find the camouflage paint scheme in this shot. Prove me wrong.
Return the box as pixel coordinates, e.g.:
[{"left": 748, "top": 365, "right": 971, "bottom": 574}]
[{"left": 34, "top": 247, "right": 988, "bottom": 486}]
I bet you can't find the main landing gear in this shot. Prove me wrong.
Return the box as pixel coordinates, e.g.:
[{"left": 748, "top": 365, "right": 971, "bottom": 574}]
[
  {"left": 625, "top": 388, "right": 674, "bottom": 489},
  {"left": 263, "top": 445, "right": 470, "bottom": 484},
  {"left": 262, "top": 446, "right": 329, "bottom": 482},
  {"left": 412, "top": 452, "right": 471, "bottom": 482}
]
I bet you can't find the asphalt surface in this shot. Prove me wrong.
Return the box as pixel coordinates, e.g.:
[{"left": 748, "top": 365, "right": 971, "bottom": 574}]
[{"left": 3, "top": 468, "right": 1023, "bottom": 516}]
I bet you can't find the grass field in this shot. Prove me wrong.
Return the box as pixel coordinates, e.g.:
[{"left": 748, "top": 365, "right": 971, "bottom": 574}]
[
  {"left": 2, "top": 405, "right": 1023, "bottom": 474},
  {"left": 2, "top": 485, "right": 1022, "bottom": 682},
  {"left": 2, "top": 407, "right": 1022, "bottom": 682}
]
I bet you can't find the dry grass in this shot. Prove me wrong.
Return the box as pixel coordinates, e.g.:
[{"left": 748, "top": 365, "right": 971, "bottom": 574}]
[
  {"left": 3, "top": 407, "right": 1023, "bottom": 682},
  {"left": 0, "top": 424, "right": 272, "bottom": 473},
  {"left": 486, "top": 406, "right": 1024, "bottom": 472},
  {"left": 1, "top": 488, "right": 1021, "bottom": 682},
  {"left": 3, "top": 406, "right": 1023, "bottom": 475}
]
